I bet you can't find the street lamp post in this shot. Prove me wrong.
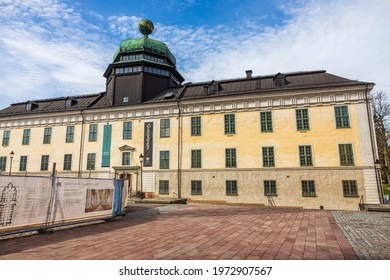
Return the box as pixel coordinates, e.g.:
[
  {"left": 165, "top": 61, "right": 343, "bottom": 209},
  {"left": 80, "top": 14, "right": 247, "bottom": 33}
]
[
  {"left": 139, "top": 153, "right": 144, "bottom": 199},
  {"left": 374, "top": 159, "right": 381, "bottom": 169},
  {"left": 9, "top": 151, "right": 14, "bottom": 176}
]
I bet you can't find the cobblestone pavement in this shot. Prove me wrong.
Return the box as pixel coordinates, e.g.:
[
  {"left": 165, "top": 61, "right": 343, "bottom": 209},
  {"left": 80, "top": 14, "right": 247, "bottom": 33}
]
[
  {"left": 332, "top": 211, "right": 390, "bottom": 260},
  {"left": 0, "top": 205, "right": 357, "bottom": 260}
]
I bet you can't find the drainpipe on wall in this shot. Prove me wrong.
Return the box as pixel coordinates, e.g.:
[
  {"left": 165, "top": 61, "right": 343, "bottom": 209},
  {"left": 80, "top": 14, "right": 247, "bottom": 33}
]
[
  {"left": 78, "top": 110, "right": 85, "bottom": 178},
  {"left": 176, "top": 100, "right": 182, "bottom": 198},
  {"left": 364, "top": 84, "right": 384, "bottom": 204}
]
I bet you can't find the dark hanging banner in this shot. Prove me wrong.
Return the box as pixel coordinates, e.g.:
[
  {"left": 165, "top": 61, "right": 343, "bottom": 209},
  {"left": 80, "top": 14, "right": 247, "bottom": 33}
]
[{"left": 143, "top": 122, "right": 153, "bottom": 167}]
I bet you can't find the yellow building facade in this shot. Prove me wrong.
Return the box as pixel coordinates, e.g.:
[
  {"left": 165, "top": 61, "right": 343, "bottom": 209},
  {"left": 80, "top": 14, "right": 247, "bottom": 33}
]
[{"left": 0, "top": 20, "right": 383, "bottom": 210}]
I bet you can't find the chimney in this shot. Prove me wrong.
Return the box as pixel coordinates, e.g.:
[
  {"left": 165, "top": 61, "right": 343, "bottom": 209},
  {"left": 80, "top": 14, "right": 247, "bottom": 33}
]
[{"left": 245, "top": 70, "right": 253, "bottom": 78}]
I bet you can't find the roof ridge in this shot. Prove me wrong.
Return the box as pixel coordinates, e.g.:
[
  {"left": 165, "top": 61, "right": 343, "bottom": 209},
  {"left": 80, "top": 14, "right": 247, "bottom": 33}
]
[
  {"left": 10, "top": 92, "right": 105, "bottom": 106},
  {"left": 185, "top": 70, "right": 327, "bottom": 86}
]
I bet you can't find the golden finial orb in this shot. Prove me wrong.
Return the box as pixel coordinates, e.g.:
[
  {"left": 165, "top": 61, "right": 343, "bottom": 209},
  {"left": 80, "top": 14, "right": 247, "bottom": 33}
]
[{"left": 138, "top": 19, "right": 154, "bottom": 37}]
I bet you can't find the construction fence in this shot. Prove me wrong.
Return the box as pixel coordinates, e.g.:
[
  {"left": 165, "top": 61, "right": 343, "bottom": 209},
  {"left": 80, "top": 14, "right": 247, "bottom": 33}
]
[{"left": 0, "top": 175, "right": 127, "bottom": 235}]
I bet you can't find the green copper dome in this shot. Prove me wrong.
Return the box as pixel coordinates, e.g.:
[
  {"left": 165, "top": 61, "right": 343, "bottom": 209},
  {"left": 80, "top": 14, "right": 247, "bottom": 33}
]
[
  {"left": 113, "top": 37, "right": 176, "bottom": 65},
  {"left": 113, "top": 19, "right": 176, "bottom": 66}
]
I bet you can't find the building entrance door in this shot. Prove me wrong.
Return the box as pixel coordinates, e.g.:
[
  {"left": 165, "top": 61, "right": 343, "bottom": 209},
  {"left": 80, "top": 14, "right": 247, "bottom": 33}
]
[{"left": 119, "top": 173, "right": 132, "bottom": 196}]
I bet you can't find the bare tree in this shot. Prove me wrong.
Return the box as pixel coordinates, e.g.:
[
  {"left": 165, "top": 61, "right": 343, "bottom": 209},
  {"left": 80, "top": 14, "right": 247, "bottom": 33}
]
[{"left": 372, "top": 91, "right": 390, "bottom": 183}]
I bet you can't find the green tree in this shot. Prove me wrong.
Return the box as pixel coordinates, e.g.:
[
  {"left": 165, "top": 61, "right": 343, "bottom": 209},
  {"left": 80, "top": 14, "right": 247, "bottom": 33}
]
[{"left": 372, "top": 91, "right": 390, "bottom": 184}]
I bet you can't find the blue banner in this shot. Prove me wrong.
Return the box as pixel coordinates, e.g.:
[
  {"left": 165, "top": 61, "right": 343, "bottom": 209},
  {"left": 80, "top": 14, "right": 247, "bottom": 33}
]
[{"left": 112, "top": 179, "right": 124, "bottom": 217}]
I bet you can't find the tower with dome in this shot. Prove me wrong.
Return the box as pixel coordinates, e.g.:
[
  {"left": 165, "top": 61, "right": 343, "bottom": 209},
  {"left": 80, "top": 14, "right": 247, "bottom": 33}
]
[{"left": 104, "top": 19, "right": 184, "bottom": 106}]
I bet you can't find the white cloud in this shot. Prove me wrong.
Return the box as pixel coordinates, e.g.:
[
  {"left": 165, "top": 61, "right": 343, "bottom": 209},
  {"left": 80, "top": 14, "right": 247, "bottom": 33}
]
[
  {"left": 0, "top": 0, "right": 113, "bottom": 109},
  {"left": 179, "top": 0, "right": 390, "bottom": 92},
  {"left": 109, "top": 0, "right": 390, "bottom": 94}
]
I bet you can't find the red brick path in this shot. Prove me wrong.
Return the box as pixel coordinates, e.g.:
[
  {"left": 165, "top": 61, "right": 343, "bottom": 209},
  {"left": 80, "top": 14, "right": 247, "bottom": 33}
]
[{"left": 0, "top": 205, "right": 357, "bottom": 260}]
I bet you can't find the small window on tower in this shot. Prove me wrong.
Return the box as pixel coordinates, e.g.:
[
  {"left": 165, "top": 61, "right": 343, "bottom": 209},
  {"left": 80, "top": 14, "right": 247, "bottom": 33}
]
[{"left": 123, "top": 97, "right": 129, "bottom": 103}]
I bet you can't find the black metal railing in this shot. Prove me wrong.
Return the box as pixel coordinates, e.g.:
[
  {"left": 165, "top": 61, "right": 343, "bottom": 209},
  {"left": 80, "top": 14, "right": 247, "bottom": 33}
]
[
  {"left": 359, "top": 195, "right": 365, "bottom": 211},
  {"left": 267, "top": 195, "right": 276, "bottom": 207}
]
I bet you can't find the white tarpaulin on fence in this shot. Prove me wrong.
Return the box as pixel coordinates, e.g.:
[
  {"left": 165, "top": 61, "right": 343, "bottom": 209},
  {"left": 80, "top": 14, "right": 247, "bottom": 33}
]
[
  {"left": 0, "top": 176, "right": 52, "bottom": 231},
  {"left": 52, "top": 177, "right": 115, "bottom": 223},
  {"left": 0, "top": 176, "right": 123, "bottom": 234}
]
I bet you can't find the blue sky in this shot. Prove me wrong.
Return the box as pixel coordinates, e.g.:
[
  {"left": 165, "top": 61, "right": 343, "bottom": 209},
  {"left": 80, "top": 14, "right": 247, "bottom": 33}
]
[
  {"left": 76, "top": 0, "right": 289, "bottom": 27},
  {"left": 0, "top": 0, "right": 389, "bottom": 110}
]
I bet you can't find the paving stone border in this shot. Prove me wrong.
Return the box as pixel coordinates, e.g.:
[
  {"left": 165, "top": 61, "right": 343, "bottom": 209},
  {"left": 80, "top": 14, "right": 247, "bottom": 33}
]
[{"left": 332, "top": 211, "right": 390, "bottom": 260}]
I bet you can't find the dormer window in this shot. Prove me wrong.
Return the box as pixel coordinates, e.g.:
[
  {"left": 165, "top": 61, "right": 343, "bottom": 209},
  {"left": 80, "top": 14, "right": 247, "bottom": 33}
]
[
  {"left": 163, "top": 92, "right": 175, "bottom": 99},
  {"left": 210, "top": 83, "right": 217, "bottom": 94},
  {"left": 275, "top": 78, "right": 284, "bottom": 87},
  {"left": 66, "top": 98, "right": 76, "bottom": 108},
  {"left": 26, "top": 102, "right": 38, "bottom": 111},
  {"left": 274, "top": 73, "right": 286, "bottom": 87},
  {"left": 209, "top": 81, "right": 221, "bottom": 94}
]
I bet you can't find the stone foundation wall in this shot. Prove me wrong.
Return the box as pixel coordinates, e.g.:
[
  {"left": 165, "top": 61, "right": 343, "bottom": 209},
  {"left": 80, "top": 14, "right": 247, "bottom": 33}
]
[{"left": 154, "top": 168, "right": 378, "bottom": 210}]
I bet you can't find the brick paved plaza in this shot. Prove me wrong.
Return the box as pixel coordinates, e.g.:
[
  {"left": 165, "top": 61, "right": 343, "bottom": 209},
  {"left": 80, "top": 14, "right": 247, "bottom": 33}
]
[{"left": 0, "top": 204, "right": 389, "bottom": 260}]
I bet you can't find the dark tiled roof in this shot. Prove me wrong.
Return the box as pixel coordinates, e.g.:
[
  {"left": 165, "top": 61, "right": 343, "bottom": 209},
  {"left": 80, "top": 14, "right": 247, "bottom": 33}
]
[
  {"left": 0, "top": 92, "right": 107, "bottom": 117},
  {"left": 143, "top": 86, "right": 183, "bottom": 103},
  {"left": 0, "top": 70, "right": 372, "bottom": 117},
  {"left": 146, "top": 70, "right": 370, "bottom": 103}
]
